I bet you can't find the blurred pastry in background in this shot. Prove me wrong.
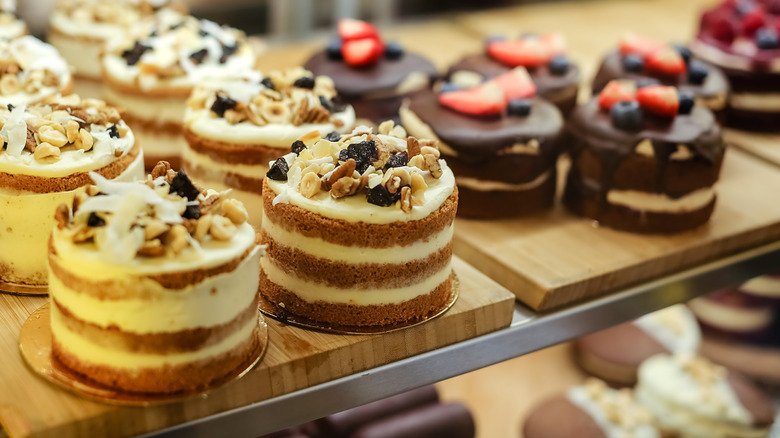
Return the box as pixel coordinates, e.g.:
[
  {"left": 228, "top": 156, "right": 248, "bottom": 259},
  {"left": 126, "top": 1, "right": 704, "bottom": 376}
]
[{"left": 0, "top": 0, "right": 27, "bottom": 40}]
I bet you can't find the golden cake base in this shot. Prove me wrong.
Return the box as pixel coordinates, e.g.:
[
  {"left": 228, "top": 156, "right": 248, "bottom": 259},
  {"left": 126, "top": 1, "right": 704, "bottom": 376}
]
[
  {"left": 18, "top": 302, "right": 268, "bottom": 406},
  {"left": 259, "top": 272, "right": 460, "bottom": 334},
  {"left": 0, "top": 281, "right": 47, "bottom": 296}
]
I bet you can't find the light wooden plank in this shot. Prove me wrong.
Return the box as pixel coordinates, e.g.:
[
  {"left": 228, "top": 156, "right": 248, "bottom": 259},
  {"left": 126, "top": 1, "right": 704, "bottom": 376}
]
[{"left": 725, "top": 129, "right": 780, "bottom": 168}]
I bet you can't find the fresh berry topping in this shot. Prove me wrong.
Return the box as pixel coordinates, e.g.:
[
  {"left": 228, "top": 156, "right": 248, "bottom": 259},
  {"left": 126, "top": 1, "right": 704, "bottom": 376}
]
[
  {"left": 342, "top": 37, "right": 385, "bottom": 66},
  {"left": 637, "top": 85, "right": 679, "bottom": 117},
  {"left": 169, "top": 169, "right": 200, "bottom": 201},
  {"left": 438, "top": 82, "right": 507, "bottom": 116},
  {"left": 507, "top": 99, "right": 532, "bottom": 117},
  {"left": 87, "top": 213, "right": 105, "bottom": 227},
  {"left": 610, "top": 100, "right": 643, "bottom": 131},
  {"left": 645, "top": 47, "right": 686, "bottom": 75},
  {"left": 756, "top": 27, "right": 780, "bottom": 49},
  {"left": 622, "top": 54, "right": 644, "bottom": 73},
  {"left": 340, "top": 140, "right": 378, "bottom": 174},
  {"left": 540, "top": 33, "right": 567, "bottom": 55},
  {"left": 678, "top": 92, "right": 695, "bottom": 115},
  {"left": 687, "top": 60, "right": 709, "bottom": 84},
  {"left": 189, "top": 48, "right": 208, "bottom": 64},
  {"left": 293, "top": 76, "right": 316, "bottom": 89},
  {"left": 366, "top": 185, "right": 401, "bottom": 207},
  {"left": 291, "top": 140, "right": 306, "bottom": 155},
  {"left": 769, "top": 0, "right": 780, "bottom": 14},
  {"left": 210, "top": 92, "right": 237, "bottom": 117},
  {"left": 121, "top": 42, "right": 151, "bottom": 66},
  {"left": 598, "top": 80, "right": 637, "bottom": 110},
  {"left": 619, "top": 33, "right": 664, "bottom": 58},
  {"left": 672, "top": 43, "right": 692, "bottom": 64},
  {"left": 384, "top": 42, "right": 404, "bottom": 60},
  {"left": 439, "top": 82, "right": 460, "bottom": 93},
  {"left": 261, "top": 77, "right": 275, "bottom": 90},
  {"left": 487, "top": 39, "right": 550, "bottom": 67},
  {"left": 326, "top": 37, "right": 343, "bottom": 60},
  {"left": 108, "top": 124, "right": 120, "bottom": 139},
  {"left": 740, "top": 4, "right": 766, "bottom": 36},
  {"left": 385, "top": 152, "right": 409, "bottom": 169},
  {"left": 338, "top": 18, "right": 379, "bottom": 41},
  {"left": 490, "top": 67, "right": 536, "bottom": 100},
  {"left": 324, "top": 131, "right": 341, "bottom": 142},
  {"left": 548, "top": 55, "right": 570, "bottom": 75},
  {"left": 267, "top": 158, "right": 289, "bottom": 181},
  {"left": 712, "top": 17, "right": 737, "bottom": 43}
]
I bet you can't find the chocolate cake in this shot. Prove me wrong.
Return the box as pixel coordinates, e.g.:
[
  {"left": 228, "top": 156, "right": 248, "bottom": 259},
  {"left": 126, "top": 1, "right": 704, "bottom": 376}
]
[
  {"left": 401, "top": 68, "right": 564, "bottom": 219},
  {"left": 565, "top": 81, "right": 726, "bottom": 233},
  {"left": 446, "top": 33, "right": 580, "bottom": 115}
]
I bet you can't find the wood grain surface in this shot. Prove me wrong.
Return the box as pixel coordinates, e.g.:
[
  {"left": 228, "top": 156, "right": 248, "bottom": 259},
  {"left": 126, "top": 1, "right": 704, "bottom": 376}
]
[{"left": 725, "top": 129, "right": 780, "bottom": 168}]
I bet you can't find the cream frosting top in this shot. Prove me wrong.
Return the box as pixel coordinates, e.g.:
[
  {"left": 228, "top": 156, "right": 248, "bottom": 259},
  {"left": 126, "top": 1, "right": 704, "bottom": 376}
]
[
  {"left": 634, "top": 304, "right": 701, "bottom": 354},
  {"left": 0, "top": 95, "right": 135, "bottom": 177},
  {"left": 0, "top": 36, "right": 71, "bottom": 107},
  {"left": 0, "top": 0, "right": 25, "bottom": 41},
  {"left": 184, "top": 67, "right": 355, "bottom": 147},
  {"left": 102, "top": 10, "right": 256, "bottom": 92},
  {"left": 54, "top": 165, "right": 255, "bottom": 266},
  {"left": 50, "top": 0, "right": 186, "bottom": 40},
  {"left": 566, "top": 379, "right": 659, "bottom": 438},
  {"left": 266, "top": 123, "right": 456, "bottom": 224}
]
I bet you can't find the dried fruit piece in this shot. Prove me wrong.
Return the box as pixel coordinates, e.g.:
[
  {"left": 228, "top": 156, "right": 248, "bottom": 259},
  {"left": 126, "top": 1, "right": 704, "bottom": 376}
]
[
  {"left": 340, "top": 140, "right": 378, "bottom": 174},
  {"left": 210, "top": 92, "right": 237, "bottom": 117},
  {"left": 385, "top": 152, "right": 408, "bottom": 169},
  {"left": 267, "top": 157, "right": 290, "bottom": 181},
  {"left": 169, "top": 169, "right": 201, "bottom": 201},
  {"left": 366, "top": 184, "right": 401, "bottom": 207},
  {"left": 291, "top": 140, "right": 306, "bottom": 155},
  {"left": 121, "top": 42, "right": 151, "bottom": 66}
]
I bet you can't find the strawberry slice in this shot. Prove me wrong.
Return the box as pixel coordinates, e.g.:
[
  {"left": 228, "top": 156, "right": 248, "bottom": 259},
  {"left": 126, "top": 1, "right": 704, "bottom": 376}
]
[
  {"left": 487, "top": 39, "right": 550, "bottom": 67},
  {"left": 540, "top": 33, "right": 567, "bottom": 55},
  {"left": 741, "top": 6, "right": 767, "bottom": 37},
  {"left": 438, "top": 82, "right": 507, "bottom": 116},
  {"left": 598, "top": 79, "right": 636, "bottom": 110},
  {"left": 338, "top": 18, "right": 379, "bottom": 41},
  {"left": 645, "top": 47, "right": 686, "bottom": 75},
  {"left": 637, "top": 85, "right": 679, "bottom": 116},
  {"left": 619, "top": 33, "right": 665, "bottom": 58},
  {"left": 490, "top": 66, "right": 537, "bottom": 100},
  {"left": 342, "top": 37, "right": 385, "bottom": 66}
]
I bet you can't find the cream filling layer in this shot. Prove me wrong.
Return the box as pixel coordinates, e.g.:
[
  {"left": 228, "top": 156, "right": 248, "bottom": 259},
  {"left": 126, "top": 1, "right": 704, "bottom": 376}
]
[
  {"left": 52, "top": 221, "right": 257, "bottom": 279},
  {"left": 0, "top": 19, "right": 25, "bottom": 40},
  {"left": 262, "top": 256, "right": 452, "bottom": 306},
  {"left": 47, "top": 29, "right": 104, "bottom": 80},
  {"left": 455, "top": 171, "right": 550, "bottom": 192},
  {"left": 51, "top": 302, "right": 258, "bottom": 369},
  {"left": 634, "top": 304, "right": 701, "bottom": 354},
  {"left": 102, "top": 84, "right": 187, "bottom": 124},
  {"left": 49, "top": 11, "right": 126, "bottom": 41},
  {"left": 184, "top": 106, "right": 356, "bottom": 148},
  {"left": 740, "top": 275, "right": 780, "bottom": 298},
  {"left": 729, "top": 92, "right": 780, "bottom": 112},
  {"left": 567, "top": 387, "right": 659, "bottom": 438},
  {"left": 263, "top": 213, "right": 453, "bottom": 264},
  {"left": 607, "top": 187, "right": 715, "bottom": 213},
  {"left": 0, "top": 152, "right": 144, "bottom": 283},
  {"left": 50, "top": 245, "right": 261, "bottom": 333},
  {"left": 688, "top": 298, "right": 774, "bottom": 332}
]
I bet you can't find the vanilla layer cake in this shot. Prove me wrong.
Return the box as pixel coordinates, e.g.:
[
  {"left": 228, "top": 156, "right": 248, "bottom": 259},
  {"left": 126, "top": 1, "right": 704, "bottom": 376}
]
[
  {"left": 182, "top": 67, "right": 356, "bottom": 226},
  {"left": 261, "top": 123, "right": 458, "bottom": 327},
  {"left": 0, "top": 0, "right": 26, "bottom": 41},
  {"left": 0, "top": 36, "right": 73, "bottom": 107},
  {"left": 0, "top": 95, "right": 143, "bottom": 286},
  {"left": 101, "top": 10, "right": 258, "bottom": 169},
  {"left": 49, "top": 163, "right": 261, "bottom": 394}
]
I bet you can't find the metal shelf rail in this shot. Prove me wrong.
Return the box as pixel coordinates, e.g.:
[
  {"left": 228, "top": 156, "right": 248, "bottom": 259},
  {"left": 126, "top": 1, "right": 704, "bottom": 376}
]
[{"left": 137, "top": 239, "right": 780, "bottom": 437}]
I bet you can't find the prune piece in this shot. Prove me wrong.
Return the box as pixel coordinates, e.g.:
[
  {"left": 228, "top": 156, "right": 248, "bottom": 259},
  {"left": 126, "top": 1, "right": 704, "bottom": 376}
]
[
  {"left": 267, "top": 158, "right": 289, "bottom": 181},
  {"left": 385, "top": 152, "right": 408, "bottom": 169},
  {"left": 325, "top": 131, "right": 341, "bottom": 142},
  {"left": 183, "top": 204, "right": 201, "bottom": 220},
  {"left": 210, "top": 92, "right": 237, "bottom": 117},
  {"left": 169, "top": 169, "right": 200, "bottom": 201},
  {"left": 121, "top": 42, "right": 151, "bottom": 66},
  {"left": 293, "top": 76, "right": 315, "bottom": 89},
  {"left": 220, "top": 43, "right": 238, "bottom": 63},
  {"left": 87, "top": 213, "right": 105, "bottom": 227},
  {"left": 261, "top": 77, "right": 275, "bottom": 90},
  {"left": 107, "top": 124, "right": 119, "bottom": 139},
  {"left": 189, "top": 48, "right": 208, "bottom": 64},
  {"left": 341, "top": 140, "right": 378, "bottom": 174},
  {"left": 367, "top": 185, "right": 401, "bottom": 207},
  {"left": 291, "top": 140, "right": 306, "bottom": 155}
]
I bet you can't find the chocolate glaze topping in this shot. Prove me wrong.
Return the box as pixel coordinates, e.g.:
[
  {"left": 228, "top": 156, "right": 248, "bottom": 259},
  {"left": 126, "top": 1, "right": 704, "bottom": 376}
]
[
  {"left": 304, "top": 51, "right": 438, "bottom": 98},
  {"left": 523, "top": 397, "right": 608, "bottom": 438}
]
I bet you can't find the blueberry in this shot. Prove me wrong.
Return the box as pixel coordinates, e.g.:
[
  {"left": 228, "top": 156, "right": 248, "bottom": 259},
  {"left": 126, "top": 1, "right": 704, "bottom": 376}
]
[
  {"left": 610, "top": 100, "right": 642, "bottom": 131},
  {"left": 385, "top": 152, "right": 409, "bottom": 169},
  {"left": 87, "top": 213, "right": 105, "bottom": 227},
  {"left": 622, "top": 54, "right": 644, "bottom": 73},
  {"left": 756, "top": 28, "right": 779, "bottom": 49},
  {"left": 384, "top": 42, "right": 404, "bottom": 60},
  {"left": 169, "top": 169, "right": 200, "bottom": 201},
  {"left": 673, "top": 43, "right": 692, "bottom": 64},
  {"left": 291, "top": 140, "right": 306, "bottom": 155},
  {"left": 261, "top": 77, "right": 275, "bottom": 90},
  {"left": 189, "top": 48, "right": 208, "bottom": 64},
  {"left": 636, "top": 77, "right": 661, "bottom": 89},
  {"left": 439, "top": 82, "right": 460, "bottom": 93},
  {"left": 121, "top": 41, "right": 151, "bottom": 66},
  {"left": 326, "top": 37, "right": 343, "bottom": 60},
  {"left": 107, "top": 124, "right": 119, "bottom": 139},
  {"left": 507, "top": 99, "right": 532, "bottom": 117},
  {"left": 325, "top": 131, "right": 341, "bottom": 142},
  {"left": 687, "top": 60, "right": 709, "bottom": 85},
  {"left": 210, "top": 92, "right": 237, "bottom": 117},
  {"left": 267, "top": 158, "right": 289, "bottom": 181},
  {"left": 548, "top": 55, "right": 570, "bottom": 75},
  {"left": 366, "top": 185, "right": 401, "bottom": 207},
  {"left": 678, "top": 92, "right": 695, "bottom": 115},
  {"left": 293, "top": 76, "right": 316, "bottom": 89},
  {"left": 219, "top": 43, "right": 238, "bottom": 63}
]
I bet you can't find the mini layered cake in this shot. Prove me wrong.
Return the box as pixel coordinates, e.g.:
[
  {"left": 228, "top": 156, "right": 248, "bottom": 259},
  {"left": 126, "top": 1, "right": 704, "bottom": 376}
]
[
  {"left": 592, "top": 34, "right": 729, "bottom": 116},
  {"left": 49, "top": 164, "right": 262, "bottom": 394},
  {"left": 523, "top": 379, "right": 660, "bottom": 438},
  {"left": 401, "top": 67, "right": 563, "bottom": 218},
  {"left": 48, "top": 0, "right": 186, "bottom": 97},
  {"left": 0, "top": 0, "right": 27, "bottom": 40},
  {"left": 575, "top": 304, "right": 701, "bottom": 386},
  {"left": 0, "top": 36, "right": 73, "bottom": 107},
  {"left": 0, "top": 95, "right": 143, "bottom": 287},
  {"left": 446, "top": 32, "right": 580, "bottom": 115},
  {"left": 304, "top": 19, "right": 438, "bottom": 124},
  {"left": 102, "top": 10, "right": 258, "bottom": 169},
  {"left": 565, "top": 81, "right": 726, "bottom": 233},
  {"left": 182, "top": 67, "right": 355, "bottom": 226},
  {"left": 692, "top": 1, "right": 780, "bottom": 131},
  {"left": 260, "top": 123, "right": 458, "bottom": 327},
  {"left": 636, "top": 354, "right": 775, "bottom": 438}
]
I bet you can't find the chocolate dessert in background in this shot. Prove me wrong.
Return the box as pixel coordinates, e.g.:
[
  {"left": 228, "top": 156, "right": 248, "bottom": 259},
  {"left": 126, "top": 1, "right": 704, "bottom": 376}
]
[
  {"left": 446, "top": 32, "right": 580, "bottom": 115},
  {"left": 401, "top": 67, "right": 564, "bottom": 219},
  {"left": 564, "top": 80, "right": 726, "bottom": 234},
  {"left": 304, "top": 19, "right": 438, "bottom": 124}
]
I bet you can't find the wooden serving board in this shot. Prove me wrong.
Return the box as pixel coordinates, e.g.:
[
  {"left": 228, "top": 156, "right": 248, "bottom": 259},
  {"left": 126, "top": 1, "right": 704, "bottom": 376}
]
[
  {"left": 454, "top": 148, "right": 780, "bottom": 311},
  {"left": 725, "top": 129, "right": 780, "bottom": 168},
  {"left": 0, "top": 257, "right": 514, "bottom": 438}
]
